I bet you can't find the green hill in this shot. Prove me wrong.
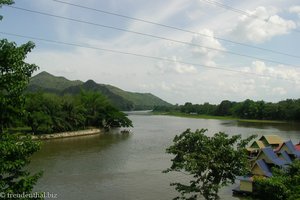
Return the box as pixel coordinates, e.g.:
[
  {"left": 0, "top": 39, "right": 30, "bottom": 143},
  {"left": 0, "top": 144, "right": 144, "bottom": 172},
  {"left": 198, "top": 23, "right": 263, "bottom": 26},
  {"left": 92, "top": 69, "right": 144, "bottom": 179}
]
[
  {"left": 106, "top": 85, "right": 171, "bottom": 110},
  {"left": 27, "top": 71, "right": 82, "bottom": 93},
  {"left": 27, "top": 71, "right": 172, "bottom": 110}
]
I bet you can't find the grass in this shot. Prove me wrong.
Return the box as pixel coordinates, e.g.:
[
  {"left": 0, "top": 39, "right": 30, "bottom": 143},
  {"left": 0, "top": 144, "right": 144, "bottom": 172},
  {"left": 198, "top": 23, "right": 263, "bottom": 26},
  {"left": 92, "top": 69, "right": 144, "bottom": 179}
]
[
  {"left": 153, "top": 111, "right": 287, "bottom": 123},
  {"left": 152, "top": 111, "right": 237, "bottom": 120},
  {"left": 237, "top": 119, "right": 287, "bottom": 124}
]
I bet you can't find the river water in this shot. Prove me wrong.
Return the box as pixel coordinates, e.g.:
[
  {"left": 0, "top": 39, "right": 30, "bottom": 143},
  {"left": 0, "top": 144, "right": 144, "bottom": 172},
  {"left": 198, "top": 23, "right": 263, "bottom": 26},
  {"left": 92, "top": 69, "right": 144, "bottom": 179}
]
[{"left": 29, "top": 112, "right": 300, "bottom": 200}]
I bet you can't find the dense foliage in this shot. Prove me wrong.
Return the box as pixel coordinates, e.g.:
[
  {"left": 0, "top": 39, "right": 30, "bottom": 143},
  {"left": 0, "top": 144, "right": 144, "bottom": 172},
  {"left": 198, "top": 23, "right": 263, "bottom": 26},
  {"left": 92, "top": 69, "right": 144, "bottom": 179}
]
[
  {"left": 0, "top": 133, "right": 42, "bottom": 198},
  {"left": 164, "top": 129, "right": 256, "bottom": 200},
  {"left": 0, "top": 39, "right": 38, "bottom": 133},
  {"left": 154, "top": 99, "right": 300, "bottom": 121},
  {"left": 23, "top": 91, "right": 133, "bottom": 134},
  {"left": 253, "top": 160, "right": 300, "bottom": 200}
]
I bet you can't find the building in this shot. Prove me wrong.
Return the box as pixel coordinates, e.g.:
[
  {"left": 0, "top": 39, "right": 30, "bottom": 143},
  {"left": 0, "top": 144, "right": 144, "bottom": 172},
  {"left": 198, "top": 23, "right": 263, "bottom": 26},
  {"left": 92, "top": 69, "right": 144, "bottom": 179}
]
[
  {"left": 234, "top": 135, "right": 300, "bottom": 195},
  {"left": 258, "top": 135, "right": 283, "bottom": 149}
]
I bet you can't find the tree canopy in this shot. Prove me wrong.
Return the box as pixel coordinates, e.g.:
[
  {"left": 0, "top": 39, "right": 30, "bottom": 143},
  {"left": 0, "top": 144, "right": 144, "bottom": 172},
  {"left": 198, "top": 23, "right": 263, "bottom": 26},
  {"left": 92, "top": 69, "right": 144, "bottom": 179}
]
[
  {"left": 0, "top": 133, "right": 42, "bottom": 198},
  {"left": 154, "top": 99, "right": 300, "bottom": 121},
  {"left": 0, "top": 39, "right": 38, "bottom": 133},
  {"left": 164, "top": 129, "right": 256, "bottom": 200},
  {"left": 24, "top": 91, "right": 133, "bottom": 134}
]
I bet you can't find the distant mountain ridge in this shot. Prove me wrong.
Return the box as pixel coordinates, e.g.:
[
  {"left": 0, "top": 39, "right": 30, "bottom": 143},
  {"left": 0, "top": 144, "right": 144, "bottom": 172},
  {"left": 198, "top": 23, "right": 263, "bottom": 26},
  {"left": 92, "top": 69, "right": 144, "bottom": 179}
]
[{"left": 27, "top": 71, "right": 171, "bottom": 110}]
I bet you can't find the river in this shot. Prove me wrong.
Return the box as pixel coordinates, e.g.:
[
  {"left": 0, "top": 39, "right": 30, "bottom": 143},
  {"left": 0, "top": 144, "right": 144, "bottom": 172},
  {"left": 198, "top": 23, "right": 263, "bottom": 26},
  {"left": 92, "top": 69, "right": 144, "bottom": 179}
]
[{"left": 29, "top": 112, "right": 300, "bottom": 200}]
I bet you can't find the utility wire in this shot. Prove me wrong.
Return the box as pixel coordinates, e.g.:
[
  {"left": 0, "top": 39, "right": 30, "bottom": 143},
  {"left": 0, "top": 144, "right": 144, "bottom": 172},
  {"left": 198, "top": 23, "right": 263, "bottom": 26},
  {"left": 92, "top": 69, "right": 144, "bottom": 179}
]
[
  {"left": 7, "top": 5, "right": 300, "bottom": 68},
  {"left": 0, "top": 31, "right": 297, "bottom": 83},
  {"left": 51, "top": 0, "right": 300, "bottom": 59},
  {"left": 201, "top": 0, "right": 300, "bottom": 33}
]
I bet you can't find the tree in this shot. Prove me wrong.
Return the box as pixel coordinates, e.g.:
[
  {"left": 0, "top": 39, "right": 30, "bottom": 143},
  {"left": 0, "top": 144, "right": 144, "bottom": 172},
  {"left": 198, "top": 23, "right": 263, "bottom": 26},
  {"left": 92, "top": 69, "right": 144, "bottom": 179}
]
[
  {"left": 78, "top": 90, "right": 110, "bottom": 127},
  {"left": 254, "top": 160, "right": 300, "bottom": 200},
  {"left": 164, "top": 129, "right": 256, "bottom": 200},
  {"left": 24, "top": 93, "right": 53, "bottom": 134},
  {"left": 78, "top": 90, "right": 132, "bottom": 130},
  {"left": 0, "top": 133, "right": 42, "bottom": 198},
  {"left": 0, "top": 1, "right": 42, "bottom": 197},
  {"left": 103, "top": 105, "right": 133, "bottom": 130},
  {"left": 215, "top": 100, "right": 232, "bottom": 116},
  {"left": 0, "top": 39, "right": 38, "bottom": 133}
]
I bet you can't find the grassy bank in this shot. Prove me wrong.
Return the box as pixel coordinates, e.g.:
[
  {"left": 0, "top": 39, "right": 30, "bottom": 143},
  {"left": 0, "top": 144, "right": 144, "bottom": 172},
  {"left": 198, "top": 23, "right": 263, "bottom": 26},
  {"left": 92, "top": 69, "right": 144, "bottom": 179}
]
[
  {"left": 152, "top": 111, "right": 237, "bottom": 120},
  {"left": 153, "top": 111, "right": 287, "bottom": 123},
  {"left": 237, "top": 119, "right": 286, "bottom": 124}
]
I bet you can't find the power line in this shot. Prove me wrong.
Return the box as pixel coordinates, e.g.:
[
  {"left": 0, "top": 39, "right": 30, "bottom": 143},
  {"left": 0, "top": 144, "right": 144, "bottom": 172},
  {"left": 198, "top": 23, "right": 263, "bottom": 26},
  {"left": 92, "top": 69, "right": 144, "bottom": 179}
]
[
  {"left": 201, "top": 0, "right": 300, "bottom": 33},
  {"left": 51, "top": 0, "right": 300, "bottom": 59},
  {"left": 7, "top": 5, "right": 300, "bottom": 68},
  {"left": 0, "top": 31, "right": 298, "bottom": 83}
]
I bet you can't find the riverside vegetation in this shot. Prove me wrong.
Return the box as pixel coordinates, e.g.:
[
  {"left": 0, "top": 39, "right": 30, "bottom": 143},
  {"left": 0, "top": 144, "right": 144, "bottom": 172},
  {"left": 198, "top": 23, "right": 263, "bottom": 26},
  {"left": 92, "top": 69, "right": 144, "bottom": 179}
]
[
  {"left": 154, "top": 99, "right": 300, "bottom": 122},
  {"left": 23, "top": 91, "right": 133, "bottom": 134}
]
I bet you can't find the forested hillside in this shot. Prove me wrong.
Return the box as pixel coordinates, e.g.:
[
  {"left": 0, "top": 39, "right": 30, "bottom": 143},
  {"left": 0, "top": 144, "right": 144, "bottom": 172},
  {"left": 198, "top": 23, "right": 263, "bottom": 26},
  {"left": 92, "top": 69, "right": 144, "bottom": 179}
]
[{"left": 27, "top": 71, "right": 171, "bottom": 110}]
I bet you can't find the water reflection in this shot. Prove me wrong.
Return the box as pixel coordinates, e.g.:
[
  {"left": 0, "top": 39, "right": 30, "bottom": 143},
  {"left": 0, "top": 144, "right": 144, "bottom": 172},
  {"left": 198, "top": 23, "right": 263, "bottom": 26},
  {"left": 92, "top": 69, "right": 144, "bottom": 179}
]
[{"left": 220, "top": 120, "right": 300, "bottom": 132}]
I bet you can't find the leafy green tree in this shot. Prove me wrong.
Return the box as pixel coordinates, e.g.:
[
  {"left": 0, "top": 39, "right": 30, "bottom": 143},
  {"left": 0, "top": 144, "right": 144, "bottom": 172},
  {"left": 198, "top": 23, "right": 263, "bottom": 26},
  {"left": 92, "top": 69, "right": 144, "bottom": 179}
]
[
  {"left": 0, "top": 39, "right": 38, "bottom": 133},
  {"left": 254, "top": 160, "right": 300, "bottom": 200},
  {"left": 0, "top": 133, "right": 42, "bottom": 199},
  {"left": 103, "top": 105, "right": 133, "bottom": 129},
  {"left": 216, "top": 100, "right": 232, "bottom": 116},
  {"left": 78, "top": 90, "right": 109, "bottom": 127},
  {"left": 78, "top": 90, "right": 132, "bottom": 130},
  {"left": 24, "top": 93, "right": 52, "bottom": 134},
  {"left": 60, "top": 95, "right": 86, "bottom": 130},
  {"left": 164, "top": 129, "right": 256, "bottom": 200},
  {"left": 0, "top": 2, "right": 42, "bottom": 197}
]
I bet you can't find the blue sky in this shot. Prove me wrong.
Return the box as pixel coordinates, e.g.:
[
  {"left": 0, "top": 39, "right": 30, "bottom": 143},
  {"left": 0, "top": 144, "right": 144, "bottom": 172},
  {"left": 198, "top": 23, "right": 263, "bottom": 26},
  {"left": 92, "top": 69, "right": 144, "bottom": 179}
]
[{"left": 1, "top": 0, "right": 300, "bottom": 104}]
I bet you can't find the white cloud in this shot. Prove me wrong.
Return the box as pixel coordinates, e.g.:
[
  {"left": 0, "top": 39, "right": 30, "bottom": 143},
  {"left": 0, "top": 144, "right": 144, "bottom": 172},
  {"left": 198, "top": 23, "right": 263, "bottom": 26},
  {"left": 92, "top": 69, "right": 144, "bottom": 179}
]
[
  {"left": 289, "top": 6, "right": 300, "bottom": 15},
  {"left": 247, "top": 61, "right": 300, "bottom": 82},
  {"left": 154, "top": 56, "right": 197, "bottom": 75},
  {"left": 231, "top": 6, "right": 296, "bottom": 43},
  {"left": 190, "top": 29, "right": 225, "bottom": 66},
  {"left": 272, "top": 87, "right": 287, "bottom": 95}
]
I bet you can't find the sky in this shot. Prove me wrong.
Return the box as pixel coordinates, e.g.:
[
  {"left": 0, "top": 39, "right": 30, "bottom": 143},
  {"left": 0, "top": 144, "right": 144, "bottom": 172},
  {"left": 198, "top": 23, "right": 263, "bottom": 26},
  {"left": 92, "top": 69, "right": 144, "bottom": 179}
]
[{"left": 1, "top": 0, "right": 300, "bottom": 104}]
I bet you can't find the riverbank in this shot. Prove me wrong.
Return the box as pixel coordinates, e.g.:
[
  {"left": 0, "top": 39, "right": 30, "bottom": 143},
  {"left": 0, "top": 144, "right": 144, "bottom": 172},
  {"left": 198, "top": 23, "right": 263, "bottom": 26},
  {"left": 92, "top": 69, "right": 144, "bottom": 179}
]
[
  {"left": 32, "top": 128, "right": 101, "bottom": 140},
  {"left": 237, "top": 119, "right": 286, "bottom": 124},
  {"left": 153, "top": 111, "right": 286, "bottom": 124},
  {"left": 153, "top": 111, "right": 236, "bottom": 120}
]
